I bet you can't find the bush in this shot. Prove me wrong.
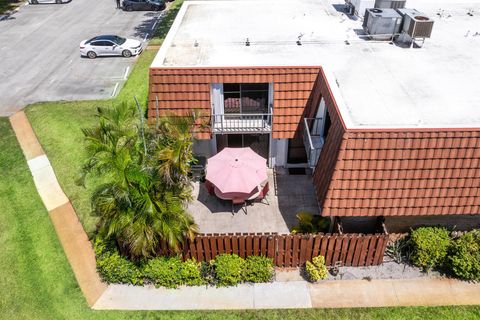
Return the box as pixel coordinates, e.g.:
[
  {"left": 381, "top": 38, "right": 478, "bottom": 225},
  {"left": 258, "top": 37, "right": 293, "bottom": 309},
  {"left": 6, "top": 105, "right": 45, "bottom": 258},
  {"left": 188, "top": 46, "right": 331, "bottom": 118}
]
[
  {"left": 410, "top": 227, "right": 451, "bottom": 271},
  {"left": 291, "top": 211, "right": 330, "bottom": 234},
  {"left": 213, "top": 254, "right": 245, "bottom": 287},
  {"left": 180, "top": 259, "right": 205, "bottom": 286},
  {"left": 448, "top": 230, "right": 480, "bottom": 281},
  {"left": 143, "top": 257, "right": 184, "bottom": 288},
  {"left": 305, "top": 255, "right": 328, "bottom": 282},
  {"left": 243, "top": 256, "right": 274, "bottom": 283},
  {"left": 96, "top": 251, "right": 143, "bottom": 285}
]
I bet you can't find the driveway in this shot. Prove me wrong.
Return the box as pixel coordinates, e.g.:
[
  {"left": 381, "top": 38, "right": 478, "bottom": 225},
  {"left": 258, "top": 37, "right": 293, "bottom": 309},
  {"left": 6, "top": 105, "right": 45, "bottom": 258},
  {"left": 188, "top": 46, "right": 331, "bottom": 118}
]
[{"left": 0, "top": 0, "right": 163, "bottom": 116}]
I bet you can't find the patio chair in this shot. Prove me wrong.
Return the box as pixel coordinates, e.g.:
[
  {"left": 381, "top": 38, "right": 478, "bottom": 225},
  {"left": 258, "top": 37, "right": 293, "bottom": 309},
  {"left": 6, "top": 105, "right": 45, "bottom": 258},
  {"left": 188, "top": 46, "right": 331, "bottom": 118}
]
[
  {"left": 205, "top": 180, "right": 215, "bottom": 195},
  {"left": 232, "top": 197, "right": 247, "bottom": 215},
  {"left": 256, "top": 182, "right": 269, "bottom": 205}
]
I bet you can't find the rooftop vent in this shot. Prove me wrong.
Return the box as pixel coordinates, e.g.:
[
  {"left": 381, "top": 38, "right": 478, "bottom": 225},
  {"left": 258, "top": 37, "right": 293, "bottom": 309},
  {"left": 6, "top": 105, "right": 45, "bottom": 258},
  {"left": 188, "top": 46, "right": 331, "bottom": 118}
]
[
  {"left": 397, "top": 8, "right": 434, "bottom": 38},
  {"left": 363, "top": 8, "right": 402, "bottom": 40},
  {"left": 374, "top": 0, "right": 406, "bottom": 10}
]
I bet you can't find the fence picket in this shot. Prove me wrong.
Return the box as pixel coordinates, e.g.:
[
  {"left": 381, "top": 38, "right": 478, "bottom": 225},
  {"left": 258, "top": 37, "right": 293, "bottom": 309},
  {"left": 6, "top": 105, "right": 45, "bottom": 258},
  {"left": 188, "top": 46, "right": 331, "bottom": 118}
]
[{"left": 156, "top": 233, "right": 387, "bottom": 267}]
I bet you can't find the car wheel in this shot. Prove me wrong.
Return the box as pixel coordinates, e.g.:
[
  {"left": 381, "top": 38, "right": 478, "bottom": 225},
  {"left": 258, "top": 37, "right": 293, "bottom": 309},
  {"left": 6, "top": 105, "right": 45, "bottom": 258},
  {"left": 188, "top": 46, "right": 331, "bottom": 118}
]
[
  {"left": 87, "top": 51, "right": 97, "bottom": 59},
  {"left": 125, "top": 5, "right": 132, "bottom": 11},
  {"left": 31, "top": 0, "right": 38, "bottom": 4},
  {"left": 55, "top": 0, "right": 61, "bottom": 3},
  {"left": 122, "top": 50, "right": 132, "bottom": 58}
]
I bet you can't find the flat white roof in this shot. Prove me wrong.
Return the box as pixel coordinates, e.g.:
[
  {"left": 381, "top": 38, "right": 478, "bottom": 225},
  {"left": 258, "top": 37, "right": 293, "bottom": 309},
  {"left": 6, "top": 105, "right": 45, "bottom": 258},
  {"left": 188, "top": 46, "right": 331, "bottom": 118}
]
[{"left": 152, "top": 0, "right": 480, "bottom": 129}]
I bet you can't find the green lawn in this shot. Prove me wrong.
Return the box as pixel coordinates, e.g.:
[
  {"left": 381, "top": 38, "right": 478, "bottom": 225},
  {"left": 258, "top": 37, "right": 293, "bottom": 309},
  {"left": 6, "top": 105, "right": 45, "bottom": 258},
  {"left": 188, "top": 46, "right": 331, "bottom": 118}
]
[
  {"left": 5, "top": 0, "right": 480, "bottom": 318},
  {"left": 0, "top": 119, "right": 479, "bottom": 320}
]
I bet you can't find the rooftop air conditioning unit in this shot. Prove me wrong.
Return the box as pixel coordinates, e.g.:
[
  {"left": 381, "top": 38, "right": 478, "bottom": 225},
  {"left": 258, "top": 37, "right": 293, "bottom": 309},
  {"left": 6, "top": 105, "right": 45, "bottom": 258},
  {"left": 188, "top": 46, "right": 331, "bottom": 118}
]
[
  {"left": 363, "top": 8, "right": 402, "bottom": 40},
  {"left": 374, "top": 0, "right": 406, "bottom": 9},
  {"left": 397, "top": 8, "right": 434, "bottom": 38},
  {"left": 347, "top": 0, "right": 375, "bottom": 18}
]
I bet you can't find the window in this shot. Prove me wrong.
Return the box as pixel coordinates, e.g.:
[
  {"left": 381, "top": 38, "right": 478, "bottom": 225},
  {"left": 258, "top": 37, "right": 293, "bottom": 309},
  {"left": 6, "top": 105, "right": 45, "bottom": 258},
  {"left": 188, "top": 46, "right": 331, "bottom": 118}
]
[{"left": 223, "top": 83, "right": 269, "bottom": 114}]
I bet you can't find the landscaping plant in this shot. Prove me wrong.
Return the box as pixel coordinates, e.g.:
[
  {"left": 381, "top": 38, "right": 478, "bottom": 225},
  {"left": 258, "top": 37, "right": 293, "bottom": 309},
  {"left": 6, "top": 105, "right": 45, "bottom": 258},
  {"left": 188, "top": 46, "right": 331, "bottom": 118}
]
[
  {"left": 143, "top": 257, "right": 184, "bottom": 288},
  {"left": 179, "top": 259, "right": 205, "bottom": 286},
  {"left": 410, "top": 227, "right": 451, "bottom": 271},
  {"left": 212, "top": 254, "right": 246, "bottom": 287},
  {"left": 96, "top": 251, "right": 144, "bottom": 285},
  {"left": 291, "top": 211, "right": 330, "bottom": 234},
  {"left": 77, "top": 104, "right": 198, "bottom": 260},
  {"left": 448, "top": 230, "right": 480, "bottom": 281},
  {"left": 305, "top": 255, "right": 329, "bottom": 282},
  {"left": 243, "top": 256, "right": 274, "bottom": 283}
]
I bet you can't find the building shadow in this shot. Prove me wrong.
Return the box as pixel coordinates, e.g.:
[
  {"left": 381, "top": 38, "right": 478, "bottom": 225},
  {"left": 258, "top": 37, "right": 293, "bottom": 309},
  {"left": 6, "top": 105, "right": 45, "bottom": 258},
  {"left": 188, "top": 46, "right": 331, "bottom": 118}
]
[{"left": 274, "top": 167, "right": 320, "bottom": 231}]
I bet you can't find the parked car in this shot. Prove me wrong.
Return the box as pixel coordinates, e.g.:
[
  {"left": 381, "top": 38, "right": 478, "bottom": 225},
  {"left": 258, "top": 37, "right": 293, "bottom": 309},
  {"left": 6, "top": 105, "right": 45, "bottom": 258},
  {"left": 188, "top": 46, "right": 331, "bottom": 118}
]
[
  {"left": 79, "top": 35, "right": 142, "bottom": 59},
  {"left": 28, "top": 0, "right": 70, "bottom": 4},
  {"left": 122, "top": 0, "right": 165, "bottom": 11}
]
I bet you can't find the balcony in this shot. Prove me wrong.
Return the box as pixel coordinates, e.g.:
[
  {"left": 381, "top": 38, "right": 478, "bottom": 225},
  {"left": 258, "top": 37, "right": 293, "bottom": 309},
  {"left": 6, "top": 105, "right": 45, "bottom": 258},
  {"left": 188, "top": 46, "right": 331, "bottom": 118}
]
[
  {"left": 212, "top": 108, "right": 272, "bottom": 134},
  {"left": 303, "top": 117, "right": 324, "bottom": 170}
]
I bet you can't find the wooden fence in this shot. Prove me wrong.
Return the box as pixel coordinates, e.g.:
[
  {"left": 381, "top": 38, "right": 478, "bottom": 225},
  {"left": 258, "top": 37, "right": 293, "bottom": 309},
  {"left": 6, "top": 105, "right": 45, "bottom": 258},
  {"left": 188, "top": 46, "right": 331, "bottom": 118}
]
[{"left": 158, "top": 233, "right": 389, "bottom": 267}]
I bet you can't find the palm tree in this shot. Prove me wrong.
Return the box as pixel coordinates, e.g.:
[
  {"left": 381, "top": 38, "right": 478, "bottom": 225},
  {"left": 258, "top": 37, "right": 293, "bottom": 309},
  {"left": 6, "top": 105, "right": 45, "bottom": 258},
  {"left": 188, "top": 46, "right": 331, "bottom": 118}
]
[
  {"left": 150, "top": 115, "right": 197, "bottom": 201},
  {"left": 78, "top": 104, "right": 198, "bottom": 260}
]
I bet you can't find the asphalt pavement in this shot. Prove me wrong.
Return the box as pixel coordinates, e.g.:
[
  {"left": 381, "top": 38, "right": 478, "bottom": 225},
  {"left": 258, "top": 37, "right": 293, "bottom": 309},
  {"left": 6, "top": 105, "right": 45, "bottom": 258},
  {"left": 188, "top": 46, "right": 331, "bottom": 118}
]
[{"left": 0, "top": 0, "right": 163, "bottom": 116}]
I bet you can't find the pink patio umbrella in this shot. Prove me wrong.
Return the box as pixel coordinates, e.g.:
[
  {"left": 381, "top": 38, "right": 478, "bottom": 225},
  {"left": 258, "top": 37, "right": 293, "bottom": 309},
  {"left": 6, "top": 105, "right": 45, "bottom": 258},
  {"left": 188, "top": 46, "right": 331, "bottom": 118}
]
[{"left": 206, "top": 147, "right": 268, "bottom": 195}]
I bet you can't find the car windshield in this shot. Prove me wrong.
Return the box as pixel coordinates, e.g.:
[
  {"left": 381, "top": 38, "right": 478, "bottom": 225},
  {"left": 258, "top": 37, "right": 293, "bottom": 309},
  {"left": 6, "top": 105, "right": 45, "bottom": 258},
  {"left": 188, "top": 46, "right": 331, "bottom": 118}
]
[{"left": 112, "top": 36, "right": 126, "bottom": 45}]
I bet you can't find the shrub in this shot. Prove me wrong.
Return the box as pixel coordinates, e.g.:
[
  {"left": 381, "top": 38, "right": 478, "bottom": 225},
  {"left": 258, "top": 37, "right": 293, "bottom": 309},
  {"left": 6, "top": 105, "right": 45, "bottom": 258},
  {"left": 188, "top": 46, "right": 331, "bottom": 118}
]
[
  {"left": 212, "top": 254, "right": 245, "bottom": 287},
  {"left": 410, "top": 227, "right": 451, "bottom": 271},
  {"left": 96, "top": 251, "right": 143, "bottom": 285},
  {"left": 180, "top": 259, "right": 205, "bottom": 286},
  {"left": 143, "top": 257, "right": 184, "bottom": 289},
  {"left": 291, "top": 211, "right": 330, "bottom": 234},
  {"left": 448, "top": 230, "right": 480, "bottom": 281},
  {"left": 243, "top": 256, "right": 274, "bottom": 283},
  {"left": 305, "top": 255, "right": 328, "bottom": 282}
]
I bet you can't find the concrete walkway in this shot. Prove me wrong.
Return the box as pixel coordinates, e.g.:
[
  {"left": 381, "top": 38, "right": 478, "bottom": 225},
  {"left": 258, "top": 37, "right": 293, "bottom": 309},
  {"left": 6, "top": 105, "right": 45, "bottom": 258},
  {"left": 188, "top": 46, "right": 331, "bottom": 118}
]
[
  {"left": 92, "top": 277, "right": 480, "bottom": 310},
  {"left": 9, "top": 111, "right": 480, "bottom": 310},
  {"left": 9, "top": 111, "right": 107, "bottom": 307}
]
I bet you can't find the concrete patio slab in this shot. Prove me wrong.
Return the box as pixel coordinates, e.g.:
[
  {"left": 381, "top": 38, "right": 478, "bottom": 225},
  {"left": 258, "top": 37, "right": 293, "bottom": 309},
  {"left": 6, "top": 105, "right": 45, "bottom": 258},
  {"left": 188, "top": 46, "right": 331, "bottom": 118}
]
[{"left": 189, "top": 169, "right": 319, "bottom": 234}]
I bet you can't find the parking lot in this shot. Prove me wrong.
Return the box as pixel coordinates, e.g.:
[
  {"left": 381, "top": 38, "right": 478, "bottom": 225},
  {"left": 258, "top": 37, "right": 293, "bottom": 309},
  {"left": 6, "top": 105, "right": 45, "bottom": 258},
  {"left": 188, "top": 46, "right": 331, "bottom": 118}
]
[{"left": 0, "top": 0, "right": 163, "bottom": 116}]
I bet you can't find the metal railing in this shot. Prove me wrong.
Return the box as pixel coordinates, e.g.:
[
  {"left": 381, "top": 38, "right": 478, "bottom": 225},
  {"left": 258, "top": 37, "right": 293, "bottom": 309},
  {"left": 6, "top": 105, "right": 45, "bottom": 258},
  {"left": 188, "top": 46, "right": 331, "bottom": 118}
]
[
  {"left": 303, "top": 117, "right": 325, "bottom": 170},
  {"left": 212, "top": 106, "right": 273, "bottom": 134}
]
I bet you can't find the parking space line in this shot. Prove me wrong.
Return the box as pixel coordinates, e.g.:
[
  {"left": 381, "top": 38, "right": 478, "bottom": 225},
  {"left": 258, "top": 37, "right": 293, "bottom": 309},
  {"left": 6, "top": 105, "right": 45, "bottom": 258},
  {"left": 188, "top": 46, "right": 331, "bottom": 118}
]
[
  {"left": 111, "top": 82, "right": 119, "bottom": 97},
  {"left": 143, "top": 33, "right": 149, "bottom": 42},
  {"left": 123, "top": 67, "right": 129, "bottom": 80}
]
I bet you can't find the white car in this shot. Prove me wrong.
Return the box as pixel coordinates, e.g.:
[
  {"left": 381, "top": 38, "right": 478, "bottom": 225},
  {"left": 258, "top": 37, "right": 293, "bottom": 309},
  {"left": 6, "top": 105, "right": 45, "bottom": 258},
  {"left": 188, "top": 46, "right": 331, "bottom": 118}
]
[
  {"left": 28, "top": 0, "right": 70, "bottom": 4},
  {"left": 79, "top": 35, "right": 143, "bottom": 59}
]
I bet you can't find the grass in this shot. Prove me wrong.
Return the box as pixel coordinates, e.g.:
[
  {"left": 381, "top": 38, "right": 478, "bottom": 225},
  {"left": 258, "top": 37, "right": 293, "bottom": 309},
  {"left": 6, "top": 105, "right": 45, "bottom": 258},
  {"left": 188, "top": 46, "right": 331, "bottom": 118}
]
[
  {"left": 4, "top": 0, "right": 479, "bottom": 318},
  {"left": 0, "top": 120, "right": 479, "bottom": 319}
]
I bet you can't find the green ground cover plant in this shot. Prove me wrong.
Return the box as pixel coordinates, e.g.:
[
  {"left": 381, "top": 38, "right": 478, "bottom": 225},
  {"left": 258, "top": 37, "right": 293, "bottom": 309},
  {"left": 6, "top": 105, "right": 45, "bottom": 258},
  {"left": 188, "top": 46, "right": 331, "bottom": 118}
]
[
  {"left": 410, "top": 227, "right": 451, "bottom": 271},
  {"left": 448, "top": 230, "right": 480, "bottom": 281}
]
